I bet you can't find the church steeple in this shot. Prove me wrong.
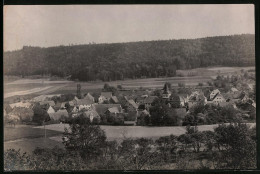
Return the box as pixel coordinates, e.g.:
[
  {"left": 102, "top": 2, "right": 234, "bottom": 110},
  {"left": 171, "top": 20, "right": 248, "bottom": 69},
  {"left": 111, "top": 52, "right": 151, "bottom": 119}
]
[{"left": 162, "top": 83, "right": 171, "bottom": 99}]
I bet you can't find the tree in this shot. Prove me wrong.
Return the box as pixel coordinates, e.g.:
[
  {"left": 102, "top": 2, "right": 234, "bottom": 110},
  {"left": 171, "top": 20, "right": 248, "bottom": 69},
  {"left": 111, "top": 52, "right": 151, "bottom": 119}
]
[
  {"left": 150, "top": 97, "right": 179, "bottom": 126},
  {"left": 169, "top": 94, "right": 181, "bottom": 108},
  {"left": 213, "top": 123, "right": 256, "bottom": 169},
  {"left": 62, "top": 116, "right": 107, "bottom": 159},
  {"left": 155, "top": 135, "right": 178, "bottom": 162},
  {"left": 32, "top": 105, "right": 50, "bottom": 125}
]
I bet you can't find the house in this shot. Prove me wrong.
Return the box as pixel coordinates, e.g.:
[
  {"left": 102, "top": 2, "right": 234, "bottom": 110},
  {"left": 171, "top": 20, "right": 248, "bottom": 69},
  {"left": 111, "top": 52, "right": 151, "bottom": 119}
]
[
  {"left": 50, "top": 109, "right": 69, "bottom": 121},
  {"left": 47, "top": 106, "right": 55, "bottom": 115},
  {"left": 110, "top": 96, "right": 119, "bottom": 104},
  {"left": 252, "top": 102, "right": 256, "bottom": 108},
  {"left": 143, "top": 96, "right": 158, "bottom": 109},
  {"left": 212, "top": 93, "right": 225, "bottom": 104},
  {"left": 98, "top": 92, "right": 113, "bottom": 103},
  {"left": 92, "top": 104, "right": 123, "bottom": 116},
  {"left": 10, "top": 102, "right": 32, "bottom": 109},
  {"left": 83, "top": 110, "right": 100, "bottom": 123},
  {"left": 60, "top": 102, "right": 67, "bottom": 109},
  {"left": 125, "top": 99, "right": 139, "bottom": 112},
  {"left": 210, "top": 89, "right": 221, "bottom": 100},
  {"left": 39, "top": 100, "right": 55, "bottom": 107},
  {"left": 32, "top": 94, "right": 61, "bottom": 102},
  {"left": 84, "top": 93, "right": 95, "bottom": 102},
  {"left": 71, "top": 97, "right": 95, "bottom": 111}
]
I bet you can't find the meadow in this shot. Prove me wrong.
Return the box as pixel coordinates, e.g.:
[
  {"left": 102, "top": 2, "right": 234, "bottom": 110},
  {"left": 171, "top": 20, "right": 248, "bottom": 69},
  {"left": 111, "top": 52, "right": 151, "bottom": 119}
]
[{"left": 4, "top": 66, "right": 254, "bottom": 98}]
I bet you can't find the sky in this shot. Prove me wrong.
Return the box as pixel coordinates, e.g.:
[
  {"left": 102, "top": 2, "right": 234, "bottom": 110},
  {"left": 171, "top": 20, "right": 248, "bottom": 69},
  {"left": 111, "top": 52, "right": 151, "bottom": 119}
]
[{"left": 4, "top": 4, "right": 255, "bottom": 51}]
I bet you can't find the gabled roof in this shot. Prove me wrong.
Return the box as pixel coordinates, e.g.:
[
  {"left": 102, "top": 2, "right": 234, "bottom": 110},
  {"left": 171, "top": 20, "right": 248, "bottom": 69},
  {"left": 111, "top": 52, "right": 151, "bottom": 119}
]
[
  {"left": 111, "top": 96, "right": 119, "bottom": 103},
  {"left": 84, "top": 110, "right": 99, "bottom": 118},
  {"left": 128, "top": 99, "right": 139, "bottom": 109},
  {"left": 212, "top": 93, "right": 225, "bottom": 101},
  {"left": 210, "top": 89, "right": 220, "bottom": 96},
  {"left": 143, "top": 96, "right": 158, "bottom": 104},
  {"left": 108, "top": 107, "right": 120, "bottom": 113},
  {"left": 93, "top": 104, "right": 122, "bottom": 115},
  {"left": 101, "top": 92, "right": 112, "bottom": 99},
  {"left": 84, "top": 93, "right": 95, "bottom": 101}
]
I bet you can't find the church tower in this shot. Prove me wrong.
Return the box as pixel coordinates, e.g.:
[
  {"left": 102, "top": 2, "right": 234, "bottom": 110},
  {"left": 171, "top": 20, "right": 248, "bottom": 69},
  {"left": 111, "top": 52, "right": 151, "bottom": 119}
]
[{"left": 162, "top": 84, "right": 171, "bottom": 99}]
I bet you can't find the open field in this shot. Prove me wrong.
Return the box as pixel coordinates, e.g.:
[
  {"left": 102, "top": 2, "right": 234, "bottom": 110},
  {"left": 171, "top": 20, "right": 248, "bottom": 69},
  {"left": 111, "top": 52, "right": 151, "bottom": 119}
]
[
  {"left": 4, "top": 123, "right": 256, "bottom": 154},
  {"left": 34, "top": 123, "right": 256, "bottom": 142},
  {"left": 3, "top": 66, "right": 255, "bottom": 98},
  {"left": 4, "top": 125, "right": 62, "bottom": 142},
  {"left": 4, "top": 137, "right": 64, "bottom": 154}
]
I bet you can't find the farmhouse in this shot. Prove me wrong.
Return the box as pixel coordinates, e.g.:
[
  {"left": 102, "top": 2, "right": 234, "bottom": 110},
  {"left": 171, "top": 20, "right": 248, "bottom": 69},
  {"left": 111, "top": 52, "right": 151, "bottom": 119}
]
[
  {"left": 39, "top": 100, "right": 55, "bottom": 107},
  {"left": 212, "top": 93, "right": 225, "bottom": 104},
  {"left": 98, "top": 92, "right": 113, "bottom": 103},
  {"left": 125, "top": 99, "right": 139, "bottom": 112},
  {"left": 84, "top": 93, "right": 95, "bottom": 102},
  {"left": 50, "top": 109, "right": 69, "bottom": 121},
  {"left": 93, "top": 104, "right": 123, "bottom": 116},
  {"left": 143, "top": 96, "right": 158, "bottom": 109},
  {"left": 210, "top": 89, "right": 221, "bottom": 100},
  {"left": 10, "top": 102, "right": 32, "bottom": 109},
  {"left": 110, "top": 96, "right": 119, "bottom": 104},
  {"left": 83, "top": 110, "right": 100, "bottom": 123}
]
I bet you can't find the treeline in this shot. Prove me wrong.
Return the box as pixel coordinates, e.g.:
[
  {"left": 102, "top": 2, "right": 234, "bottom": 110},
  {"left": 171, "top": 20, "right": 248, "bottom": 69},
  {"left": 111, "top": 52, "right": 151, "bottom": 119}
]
[
  {"left": 4, "top": 34, "right": 255, "bottom": 81},
  {"left": 4, "top": 120, "right": 256, "bottom": 170}
]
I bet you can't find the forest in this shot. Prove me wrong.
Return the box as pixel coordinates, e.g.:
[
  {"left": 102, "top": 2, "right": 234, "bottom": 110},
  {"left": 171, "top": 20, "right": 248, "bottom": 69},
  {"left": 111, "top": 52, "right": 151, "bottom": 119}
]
[{"left": 4, "top": 34, "right": 255, "bottom": 81}]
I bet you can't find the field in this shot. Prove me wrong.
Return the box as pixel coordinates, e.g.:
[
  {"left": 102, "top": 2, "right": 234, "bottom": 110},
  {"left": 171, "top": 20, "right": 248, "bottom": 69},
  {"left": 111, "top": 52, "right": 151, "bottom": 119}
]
[
  {"left": 34, "top": 123, "right": 256, "bottom": 142},
  {"left": 4, "top": 125, "right": 64, "bottom": 154},
  {"left": 4, "top": 66, "right": 254, "bottom": 98},
  {"left": 4, "top": 123, "right": 256, "bottom": 154}
]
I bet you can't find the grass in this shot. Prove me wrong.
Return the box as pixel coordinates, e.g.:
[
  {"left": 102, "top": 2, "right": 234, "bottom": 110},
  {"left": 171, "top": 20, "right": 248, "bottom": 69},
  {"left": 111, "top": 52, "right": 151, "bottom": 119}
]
[
  {"left": 4, "top": 125, "right": 62, "bottom": 142},
  {"left": 4, "top": 137, "right": 64, "bottom": 154}
]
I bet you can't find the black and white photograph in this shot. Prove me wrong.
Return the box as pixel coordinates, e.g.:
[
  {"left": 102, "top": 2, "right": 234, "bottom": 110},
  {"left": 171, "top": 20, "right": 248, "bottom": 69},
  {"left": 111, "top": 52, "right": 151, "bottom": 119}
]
[{"left": 3, "top": 4, "right": 256, "bottom": 171}]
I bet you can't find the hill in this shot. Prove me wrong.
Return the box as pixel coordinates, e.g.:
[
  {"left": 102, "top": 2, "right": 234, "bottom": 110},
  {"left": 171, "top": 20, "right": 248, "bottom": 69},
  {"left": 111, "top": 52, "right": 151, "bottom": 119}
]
[{"left": 4, "top": 34, "right": 255, "bottom": 82}]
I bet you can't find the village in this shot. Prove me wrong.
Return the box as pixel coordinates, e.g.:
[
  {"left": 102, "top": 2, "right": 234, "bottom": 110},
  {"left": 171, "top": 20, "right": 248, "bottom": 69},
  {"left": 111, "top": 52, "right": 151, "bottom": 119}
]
[{"left": 3, "top": 70, "right": 256, "bottom": 127}]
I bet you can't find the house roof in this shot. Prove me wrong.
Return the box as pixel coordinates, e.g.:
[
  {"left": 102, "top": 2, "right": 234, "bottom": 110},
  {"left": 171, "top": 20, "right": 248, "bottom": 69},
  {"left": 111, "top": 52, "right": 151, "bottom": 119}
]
[
  {"left": 143, "top": 96, "right": 158, "bottom": 104},
  {"left": 77, "top": 98, "right": 94, "bottom": 105},
  {"left": 111, "top": 96, "right": 119, "bottom": 103},
  {"left": 93, "top": 104, "right": 122, "bottom": 115},
  {"left": 108, "top": 107, "right": 120, "bottom": 113},
  {"left": 101, "top": 92, "right": 112, "bottom": 99},
  {"left": 84, "top": 110, "right": 99, "bottom": 118},
  {"left": 211, "top": 89, "right": 220, "bottom": 95},
  {"left": 128, "top": 99, "right": 139, "bottom": 109},
  {"left": 39, "top": 100, "right": 55, "bottom": 106},
  {"left": 212, "top": 93, "right": 225, "bottom": 101},
  {"left": 84, "top": 93, "right": 95, "bottom": 101},
  {"left": 10, "top": 102, "right": 32, "bottom": 109}
]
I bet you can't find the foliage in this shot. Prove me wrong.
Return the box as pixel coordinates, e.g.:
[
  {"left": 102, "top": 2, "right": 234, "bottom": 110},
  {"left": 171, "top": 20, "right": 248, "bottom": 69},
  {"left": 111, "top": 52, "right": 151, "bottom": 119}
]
[
  {"left": 32, "top": 105, "right": 50, "bottom": 125},
  {"left": 4, "top": 34, "right": 255, "bottom": 81},
  {"left": 62, "top": 116, "right": 107, "bottom": 159},
  {"left": 150, "top": 97, "right": 180, "bottom": 126}
]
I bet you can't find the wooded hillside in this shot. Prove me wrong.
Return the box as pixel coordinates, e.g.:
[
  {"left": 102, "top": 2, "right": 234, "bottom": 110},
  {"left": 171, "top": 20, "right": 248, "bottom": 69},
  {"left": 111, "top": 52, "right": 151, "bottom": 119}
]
[{"left": 4, "top": 34, "right": 255, "bottom": 81}]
